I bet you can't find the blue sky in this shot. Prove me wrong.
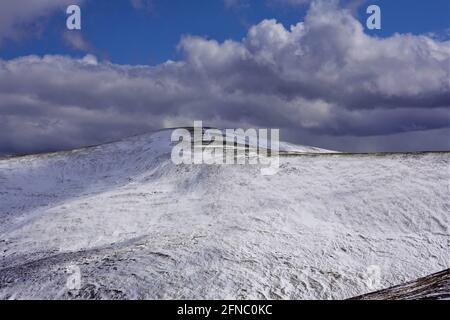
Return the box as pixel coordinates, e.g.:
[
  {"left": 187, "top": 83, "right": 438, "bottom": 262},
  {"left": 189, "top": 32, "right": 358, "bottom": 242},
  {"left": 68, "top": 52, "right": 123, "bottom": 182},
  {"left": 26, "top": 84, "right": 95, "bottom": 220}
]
[{"left": 1, "top": 0, "right": 449, "bottom": 65}]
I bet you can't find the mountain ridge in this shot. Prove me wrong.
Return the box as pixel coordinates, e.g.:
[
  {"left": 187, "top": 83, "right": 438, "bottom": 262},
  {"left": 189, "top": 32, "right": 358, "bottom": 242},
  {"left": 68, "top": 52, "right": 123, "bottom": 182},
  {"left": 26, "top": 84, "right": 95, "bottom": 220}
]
[{"left": 0, "top": 129, "right": 448, "bottom": 299}]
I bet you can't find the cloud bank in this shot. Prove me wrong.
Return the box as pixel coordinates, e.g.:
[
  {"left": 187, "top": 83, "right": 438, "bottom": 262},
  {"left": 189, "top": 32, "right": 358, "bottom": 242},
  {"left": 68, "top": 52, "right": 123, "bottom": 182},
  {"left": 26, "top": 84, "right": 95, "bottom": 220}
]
[{"left": 0, "top": 0, "right": 449, "bottom": 154}]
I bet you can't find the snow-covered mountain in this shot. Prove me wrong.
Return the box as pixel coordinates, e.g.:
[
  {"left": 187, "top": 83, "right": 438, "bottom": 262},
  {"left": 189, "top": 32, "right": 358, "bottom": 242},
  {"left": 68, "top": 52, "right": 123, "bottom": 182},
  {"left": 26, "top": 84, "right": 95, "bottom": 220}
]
[{"left": 0, "top": 129, "right": 448, "bottom": 299}]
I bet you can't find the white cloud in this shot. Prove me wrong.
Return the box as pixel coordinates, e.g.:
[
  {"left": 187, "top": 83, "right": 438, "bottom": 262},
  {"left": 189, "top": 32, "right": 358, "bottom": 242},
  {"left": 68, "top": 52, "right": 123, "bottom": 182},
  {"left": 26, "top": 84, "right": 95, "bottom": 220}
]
[
  {"left": 226, "top": 0, "right": 312, "bottom": 8},
  {"left": 129, "top": 0, "right": 154, "bottom": 11},
  {"left": 275, "top": 0, "right": 313, "bottom": 5},
  {"left": 63, "top": 31, "right": 93, "bottom": 52},
  {"left": 0, "top": 0, "right": 85, "bottom": 45},
  {"left": 224, "top": 0, "right": 249, "bottom": 9}
]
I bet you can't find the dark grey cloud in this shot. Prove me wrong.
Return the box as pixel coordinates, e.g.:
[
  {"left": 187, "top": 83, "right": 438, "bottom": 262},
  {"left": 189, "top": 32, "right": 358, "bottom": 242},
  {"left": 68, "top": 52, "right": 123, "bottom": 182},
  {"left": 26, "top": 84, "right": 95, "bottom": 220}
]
[{"left": 0, "top": 0, "right": 449, "bottom": 155}]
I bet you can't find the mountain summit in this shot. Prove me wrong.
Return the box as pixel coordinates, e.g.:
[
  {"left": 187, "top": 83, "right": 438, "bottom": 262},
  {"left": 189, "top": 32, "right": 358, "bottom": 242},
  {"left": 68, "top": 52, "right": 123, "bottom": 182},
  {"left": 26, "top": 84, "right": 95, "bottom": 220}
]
[{"left": 0, "top": 129, "right": 448, "bottom": 299}]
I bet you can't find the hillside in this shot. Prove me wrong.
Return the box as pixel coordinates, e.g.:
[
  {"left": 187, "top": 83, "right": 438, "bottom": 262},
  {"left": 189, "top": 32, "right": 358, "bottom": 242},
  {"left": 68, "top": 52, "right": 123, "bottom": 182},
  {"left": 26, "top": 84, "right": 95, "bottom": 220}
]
[{"left": 0, "top": 129, "right": 448, "bottom": 299}]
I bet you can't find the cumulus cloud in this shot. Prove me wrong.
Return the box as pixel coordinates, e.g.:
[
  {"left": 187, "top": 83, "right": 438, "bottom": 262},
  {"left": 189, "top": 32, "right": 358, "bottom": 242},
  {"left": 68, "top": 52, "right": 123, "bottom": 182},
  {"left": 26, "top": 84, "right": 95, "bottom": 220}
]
[{"left": 0, "top": 0, "right": 448, "bottom": 155}]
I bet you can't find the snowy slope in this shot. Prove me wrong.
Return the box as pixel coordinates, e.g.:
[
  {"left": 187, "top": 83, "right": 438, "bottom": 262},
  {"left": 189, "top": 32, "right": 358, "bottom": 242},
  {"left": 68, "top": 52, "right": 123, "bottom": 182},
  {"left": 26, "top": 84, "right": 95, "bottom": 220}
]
[{"left": 0, "top": 129, "right": 448, "bottom": 299}]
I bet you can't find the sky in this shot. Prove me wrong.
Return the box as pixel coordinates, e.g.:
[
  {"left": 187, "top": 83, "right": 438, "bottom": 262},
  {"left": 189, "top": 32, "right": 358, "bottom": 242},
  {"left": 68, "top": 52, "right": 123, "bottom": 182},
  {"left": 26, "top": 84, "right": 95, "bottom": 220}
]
[{"left": 0, "top": 0, "right": 449, "bottom": 154}]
